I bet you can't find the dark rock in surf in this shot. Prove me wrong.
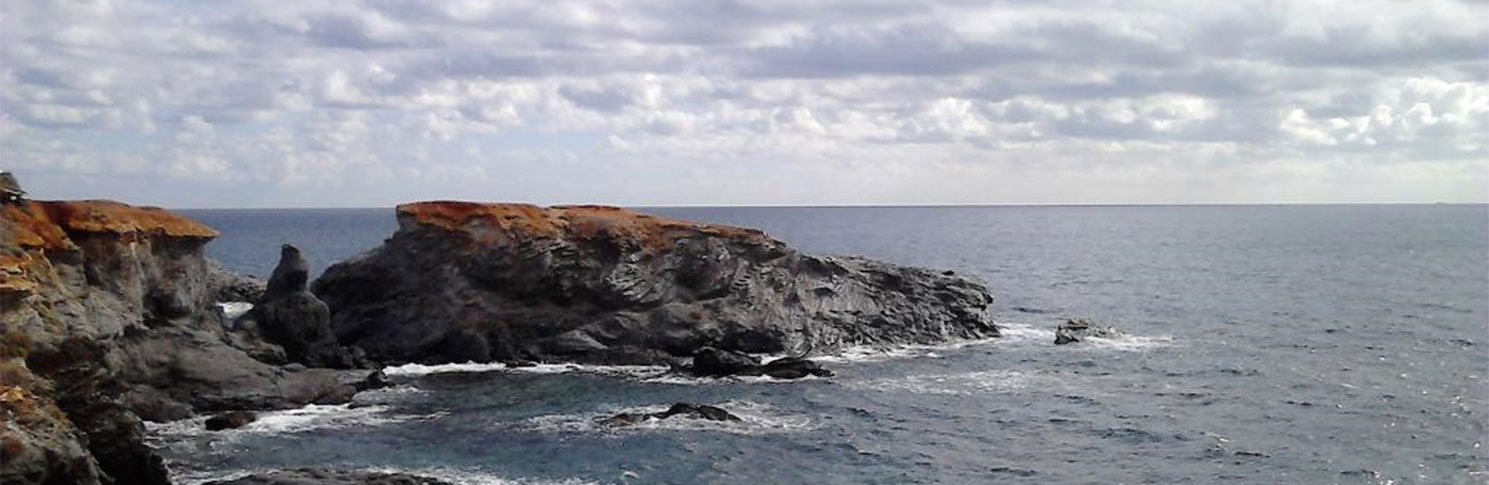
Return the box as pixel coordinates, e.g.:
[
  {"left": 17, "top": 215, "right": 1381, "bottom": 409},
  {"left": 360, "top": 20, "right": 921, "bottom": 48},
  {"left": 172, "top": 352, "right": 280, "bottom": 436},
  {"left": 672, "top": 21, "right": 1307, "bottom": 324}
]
[
  {"left": 205, "top": 411, "right": 258, "bottom": 431},
  {"left": 598, "top": 402, "right": 742, "bottom": 428},
  {"left": 313, "top": 202, "right": 999, "bottom": 366},
  {"left": 689, "top": 346, "right": 761, "bottom": 376},
  {"left": 1054, "top": 318, "right": 1124, "bottom": 345},
  {"left": 758, "top": 356, "right": 834, "bottom": 379},
  {"left": 205, "top": 468, "right": 455, "bottom": 485}
]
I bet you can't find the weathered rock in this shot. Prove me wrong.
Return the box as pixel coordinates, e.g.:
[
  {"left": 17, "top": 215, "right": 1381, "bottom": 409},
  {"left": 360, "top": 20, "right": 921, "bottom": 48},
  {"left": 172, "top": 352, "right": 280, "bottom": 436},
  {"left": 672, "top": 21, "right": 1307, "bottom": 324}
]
[
  {"left": 1054, "top": 318, "right": 1124, "bottom": 345},
  {"left": 0, "top": 199, "right": 371, "bottom": 485},
  {"left": 207, "top": 259, "right": 266, "bottom": 303},
  {"left": 689, "top": 346, "right": 761, "bottom": 376},
  {"left": 757, "top": 356, "right": 834, "bottom": 379},
  {"left": 205, "top": 410, "right": 257, "bottom": 431},
  {"left": 205, "top": 468, "right": 456, "bottom": 485},
  {"left": 598, "top": 402, "right": 742, "bottom": 428},
  {"left": 314, "top": 202, "right": 999, "bottom": 366},
  {"left": 245, "top": 244, "right": 358, "bottom": 368}
]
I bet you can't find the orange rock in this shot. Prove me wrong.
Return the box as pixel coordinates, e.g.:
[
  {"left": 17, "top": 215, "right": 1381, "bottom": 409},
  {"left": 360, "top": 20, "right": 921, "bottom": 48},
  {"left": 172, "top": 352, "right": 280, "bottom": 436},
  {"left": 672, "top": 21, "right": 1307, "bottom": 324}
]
[
  {"left": 34, "top": 200, "right": 218, "bottom": 239},
  {"left": 396, "top": 201, "right": 770, "bottom": 251}
]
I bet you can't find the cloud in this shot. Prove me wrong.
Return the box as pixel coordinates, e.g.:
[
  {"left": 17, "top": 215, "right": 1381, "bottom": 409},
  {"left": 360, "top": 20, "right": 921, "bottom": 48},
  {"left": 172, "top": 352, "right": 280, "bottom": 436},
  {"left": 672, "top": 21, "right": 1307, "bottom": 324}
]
[{"left": 0, "top": 0, "right": 1485, "bottom": 207}]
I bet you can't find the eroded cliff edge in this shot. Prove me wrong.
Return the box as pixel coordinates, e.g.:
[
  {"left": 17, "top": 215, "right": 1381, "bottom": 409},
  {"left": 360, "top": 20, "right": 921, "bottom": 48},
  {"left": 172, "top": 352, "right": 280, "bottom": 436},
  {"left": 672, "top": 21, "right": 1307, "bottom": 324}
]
[
  {"left": 0, "top": 200, "right": 368, "bottom": 485},
  {"left": 314, "top": 202, "right": 1000, "bottom": 365}
]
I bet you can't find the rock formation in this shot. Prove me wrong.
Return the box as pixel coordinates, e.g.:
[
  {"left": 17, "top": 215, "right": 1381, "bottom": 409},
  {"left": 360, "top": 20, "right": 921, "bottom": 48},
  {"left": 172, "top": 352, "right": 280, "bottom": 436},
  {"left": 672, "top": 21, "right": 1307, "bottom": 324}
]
[
  {"left": 314, "top": 202, "right": 999, "bottom": 366},
  {"left": 684, "top": 347, "right": 833, "bottom": 379},
  {"left": 0, "top": 198, "right": 374, "bottom": 485},
  {"left": 598, "top": 402, "right": 742, "bottom": 427},
  {"left": 241, "top": 244, "right": 359, "bottom": 368},
  {"left": 1053, "top": 318, "right": 1125, "bottom": 345}
]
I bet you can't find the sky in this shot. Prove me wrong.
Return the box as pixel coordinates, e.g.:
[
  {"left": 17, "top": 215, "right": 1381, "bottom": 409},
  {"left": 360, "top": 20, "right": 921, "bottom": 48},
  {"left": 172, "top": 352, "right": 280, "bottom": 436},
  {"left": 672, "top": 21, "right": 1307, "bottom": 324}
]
[{"left": 1, "top": 0, "right": 1486, "bottom": 208}]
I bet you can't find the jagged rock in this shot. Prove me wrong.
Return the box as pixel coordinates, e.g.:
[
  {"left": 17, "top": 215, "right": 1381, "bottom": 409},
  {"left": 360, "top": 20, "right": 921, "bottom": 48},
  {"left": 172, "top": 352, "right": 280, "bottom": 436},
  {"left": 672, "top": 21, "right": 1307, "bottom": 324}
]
[
  {"left": 314, "top": 202, "right": 999, "bottom": 366},
  {"left": 598, "top": 402, "right": 742, "bottom": 428},
  {"left": 0, "top": 200, "right": 372, "bottom": 485},
  {"left": 205, "top": 468, "right": 455, "bottom": 485},
  {"left": 246, "top": 244, "right": 357, "bottom": 368},
  {"left": 689, "top": 347, "right": 761, "bottom": 376},
  {"left": 1054, "top": 318, "right": 1124, "bottom": 345},
  {"left": 207, "top": 260, "right": 266, "bottom": 303},
  {"left": 205, "top": 411, "right": 257, "bottom": 431}
]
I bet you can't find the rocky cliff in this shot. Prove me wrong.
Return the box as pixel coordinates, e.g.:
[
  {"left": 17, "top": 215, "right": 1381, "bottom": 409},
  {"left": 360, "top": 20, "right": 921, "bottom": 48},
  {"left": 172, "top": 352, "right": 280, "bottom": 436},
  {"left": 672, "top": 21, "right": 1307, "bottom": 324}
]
[
  {"left": 313, "top": 202, "right": 999, "bottom": 365},
  {"left": 0, "top": 200, "right": 370, "bottom": 485}
]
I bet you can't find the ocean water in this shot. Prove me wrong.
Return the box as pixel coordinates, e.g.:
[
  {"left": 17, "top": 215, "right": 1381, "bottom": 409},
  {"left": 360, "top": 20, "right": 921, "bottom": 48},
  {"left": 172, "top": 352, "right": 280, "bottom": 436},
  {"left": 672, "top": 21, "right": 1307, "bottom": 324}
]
[{"left": 166, "top": 205, "right": 1489, "bottom": 484}]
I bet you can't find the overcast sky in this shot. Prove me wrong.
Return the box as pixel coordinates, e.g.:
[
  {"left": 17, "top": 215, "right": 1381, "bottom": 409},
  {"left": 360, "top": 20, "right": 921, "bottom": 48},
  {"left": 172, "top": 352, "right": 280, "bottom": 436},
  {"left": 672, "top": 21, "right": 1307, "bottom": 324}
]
[{"left": 2, "top": 0, "right": 1485, "bottom": 208}]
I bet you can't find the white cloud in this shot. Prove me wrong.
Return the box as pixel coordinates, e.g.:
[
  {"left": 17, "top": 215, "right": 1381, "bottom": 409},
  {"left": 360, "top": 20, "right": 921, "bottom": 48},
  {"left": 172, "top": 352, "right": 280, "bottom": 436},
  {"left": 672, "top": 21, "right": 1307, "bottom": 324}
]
[{"left": 0, "top": 0, "right": 1485, "bottom": 207}]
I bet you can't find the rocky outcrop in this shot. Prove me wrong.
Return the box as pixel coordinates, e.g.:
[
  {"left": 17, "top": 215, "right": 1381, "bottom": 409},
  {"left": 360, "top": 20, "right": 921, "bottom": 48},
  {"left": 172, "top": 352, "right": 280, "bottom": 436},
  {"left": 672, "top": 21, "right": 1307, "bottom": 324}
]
[
  {"left": 1054, "top": 318, "right": 1124, "bottom": 345},
  {"left": 207, "top": 260, "right": 266, "bottom": 303},
  {"left": 314, "top": 202, "right": 998, "bottom": 366},
  {"left": 240, "top": 245, "right": 358, "bottom": 368},
  {"left": 205, "top": 468, "right": 454, "bottom": 485},
  {"left": 598, "top": 402, "right": 742, "bottom": 428},
  {"left": 0, "top": 199, "right": 372, "bottom": 485},
  {"left": 685, "top": 347, "right": 833, "bottom": 379}
]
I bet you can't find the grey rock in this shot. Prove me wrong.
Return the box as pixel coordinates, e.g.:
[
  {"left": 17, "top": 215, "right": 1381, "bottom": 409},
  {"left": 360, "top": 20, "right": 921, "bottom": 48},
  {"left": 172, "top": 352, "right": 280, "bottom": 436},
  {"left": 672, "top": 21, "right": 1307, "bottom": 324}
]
[
  {"left": 314, "top": 203, "right": 999, "bottom": 366},
  {"left": 207, "top": 259, "right": 266, "bottom": 303},
  {"left": 598, "top": 402, "right": 742, "bottom": 428},
  {"left": 1054, "top": 318, "right": 1125, "bottom": 345},
  {"left": 246, "top": 244, "right": 358, "bottom": 368}
]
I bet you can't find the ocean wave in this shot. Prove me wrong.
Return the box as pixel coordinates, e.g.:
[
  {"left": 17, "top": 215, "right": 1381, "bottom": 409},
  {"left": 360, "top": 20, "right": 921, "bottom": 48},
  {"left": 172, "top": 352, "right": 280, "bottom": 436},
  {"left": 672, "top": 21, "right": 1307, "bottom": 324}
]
[
  {"left": 168, "top": 466, "right": 598, "bottom": 485},
  {"left": 146, "top": 403, "right": 443, "bottom": 443},
  {"left": 515, "top": 400, "right": 816, "bottom": 436},
  {"left": 641, "top": 373, "right": 829, "bottom": 385},
  {"left": 214, "top": 301, "right": 253, "bottom": 320},
  {"left": 383, "top": 361, "right": 668, "bottom": 378},
  {"left": 996, "top": 322, "right": 1175, "bottom": 351},
  {"left": 846, "top": 370, "right": 1031, "bottom": 396}
]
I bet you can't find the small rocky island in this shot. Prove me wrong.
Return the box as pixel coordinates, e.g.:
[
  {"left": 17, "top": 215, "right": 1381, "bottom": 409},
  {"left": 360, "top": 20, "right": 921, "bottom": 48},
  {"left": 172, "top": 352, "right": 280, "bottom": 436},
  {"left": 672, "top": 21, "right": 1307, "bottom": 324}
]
[{"left": 0, "top": 196, "right": 1000, "bottom": 485}]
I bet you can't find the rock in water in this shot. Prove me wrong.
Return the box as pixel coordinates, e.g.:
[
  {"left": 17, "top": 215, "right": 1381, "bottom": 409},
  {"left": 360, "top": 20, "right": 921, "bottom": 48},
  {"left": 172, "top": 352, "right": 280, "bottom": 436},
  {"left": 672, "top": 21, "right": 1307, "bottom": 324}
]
[
  {"left": 205, "top": 468, "right": 455, "bottom": 485},
  {"left": 205, "top": 411, "right": 258, "bottom": 430},
  {"left": 314, "top": 202, "right": 999, "bottom": 365},
  {"left": 247, "top": 244, "right": 357, "bottom": 368},
  {"left": 599, "top": 402, "right": 743, "bottom": 427},
  {"left": 1054, "top": 318, "right": 1125, "bottom": 345},
  {"left": 690, "top": 346, "right": 762, "bottom": 376}
]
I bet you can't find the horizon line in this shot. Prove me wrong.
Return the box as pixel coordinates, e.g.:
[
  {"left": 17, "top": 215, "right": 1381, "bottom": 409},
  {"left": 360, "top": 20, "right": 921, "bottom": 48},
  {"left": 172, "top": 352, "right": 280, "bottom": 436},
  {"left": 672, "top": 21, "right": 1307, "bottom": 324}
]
[{"left": 170, "top": 201, "right": 1489, "bottom": 211}]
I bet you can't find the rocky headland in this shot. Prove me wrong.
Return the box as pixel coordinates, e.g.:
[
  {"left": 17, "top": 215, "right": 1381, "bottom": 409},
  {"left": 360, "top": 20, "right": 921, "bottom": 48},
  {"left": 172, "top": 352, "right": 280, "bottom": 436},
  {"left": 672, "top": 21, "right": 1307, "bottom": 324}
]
[
  {"left": 1, "top": 197, "right": 1000, "bottom": 484},
  {"left": 314, "top": 201, "right": 1000, "bottom": 367},
  {"left": 0, "top": 199, "right": 377, "bottom": 485}
]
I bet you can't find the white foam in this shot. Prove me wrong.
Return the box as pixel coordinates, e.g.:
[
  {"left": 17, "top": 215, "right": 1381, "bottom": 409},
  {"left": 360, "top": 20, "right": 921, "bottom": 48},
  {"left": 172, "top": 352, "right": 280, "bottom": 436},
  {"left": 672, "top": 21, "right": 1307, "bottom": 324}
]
[
  {"left": 146, "top": 403, "right": 444, "bottom": 444},
  {"left": 986, "top": 322, "right": 1175, "bottom": 351},
  {"left": 812, "top": 335, "right": 1002, "bottom": 364},
  {"left": 215, "top": 301, "right": 253, "bottom": 320},
  {"left": 847, "top": 370, "right": 1031, "bottom": 396},
  {"left": 641, "top": 373, "right": 828, "bottom": 385},
  {"left": 170, "top": 467, "right": 597, "bottom": 485},
  {"left": 382, "top": 361, "right": 667, "bottom": 378},
  {"left": 517, "top": 400, "right": 816, "bottom": 436}
]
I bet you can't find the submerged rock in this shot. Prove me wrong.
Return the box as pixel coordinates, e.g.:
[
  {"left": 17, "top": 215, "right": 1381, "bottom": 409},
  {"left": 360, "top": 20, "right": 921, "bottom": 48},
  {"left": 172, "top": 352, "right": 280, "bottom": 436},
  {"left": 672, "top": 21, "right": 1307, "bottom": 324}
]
[
  {"left": 314, "top": 202, "right": 999, "bottom": 366},
  {"left": 1053, "top": 318, "right": 1124, "bottom": 345},
  {"left": 206, "top": 468, "right": 455, "bottom": 485},
  {"left": 598, "top": 402, "right": 742, "bottom": 427},
  {"left": 205, "top": 410, "right": 258, "bottom": 431},
  {"left": 680, "top": 347, "right": 833, "bottom": 379}
]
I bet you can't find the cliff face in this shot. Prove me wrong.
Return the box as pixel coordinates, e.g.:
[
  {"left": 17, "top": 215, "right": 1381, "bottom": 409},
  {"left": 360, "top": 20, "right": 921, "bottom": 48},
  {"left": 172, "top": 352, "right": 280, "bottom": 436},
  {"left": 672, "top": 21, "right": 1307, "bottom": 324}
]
[
  {"left": 0, "top": 200, "right": 365, "bottom": 485},
  {"left": 314, "top": 201, "right": 999, "bottom": 365}
]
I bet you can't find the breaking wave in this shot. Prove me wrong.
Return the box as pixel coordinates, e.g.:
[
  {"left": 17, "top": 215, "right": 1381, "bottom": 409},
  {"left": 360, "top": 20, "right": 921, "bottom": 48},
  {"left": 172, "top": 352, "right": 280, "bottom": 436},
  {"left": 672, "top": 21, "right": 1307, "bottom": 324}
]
[{"left": 514, "top": 400, "right": 816, "bottom": 436}]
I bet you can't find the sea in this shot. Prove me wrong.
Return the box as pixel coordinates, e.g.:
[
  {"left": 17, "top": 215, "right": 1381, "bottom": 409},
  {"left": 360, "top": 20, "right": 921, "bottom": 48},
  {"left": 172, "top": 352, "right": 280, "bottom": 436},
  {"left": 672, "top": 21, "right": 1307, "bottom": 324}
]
[{"left": 149, "top": 205, "right": 1489, "bottom": 484}]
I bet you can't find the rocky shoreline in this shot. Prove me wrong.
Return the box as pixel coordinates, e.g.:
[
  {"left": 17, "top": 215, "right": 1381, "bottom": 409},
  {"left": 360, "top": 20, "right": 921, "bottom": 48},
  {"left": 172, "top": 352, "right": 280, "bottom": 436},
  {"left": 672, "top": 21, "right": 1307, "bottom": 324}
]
[{"left": 0, "top": 198, "right": 1000, "bottom": 484}]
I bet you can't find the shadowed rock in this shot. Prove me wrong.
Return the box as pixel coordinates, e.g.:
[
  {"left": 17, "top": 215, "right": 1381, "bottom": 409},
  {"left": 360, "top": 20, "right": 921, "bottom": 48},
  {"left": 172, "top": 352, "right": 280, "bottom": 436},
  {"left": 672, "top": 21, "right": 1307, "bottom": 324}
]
[
  {"left": 205, "top": 411, "right": 257, "bottom": 431},
  {"left": 682, "top": 347, "right": 833, "bottom": 379},
  {"left": 247, "top": 244, "right": 358, "bottom": 368},
  {"left": 314, "top": 202, "right": 999, "bottom": 366}
]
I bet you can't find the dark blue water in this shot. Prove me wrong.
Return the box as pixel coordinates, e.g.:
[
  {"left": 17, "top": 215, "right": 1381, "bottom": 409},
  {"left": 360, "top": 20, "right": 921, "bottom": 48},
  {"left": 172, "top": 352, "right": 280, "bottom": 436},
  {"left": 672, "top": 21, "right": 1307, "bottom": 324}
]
[{"left": 165, "top": 205, "right": 1489, "bottom": 484}]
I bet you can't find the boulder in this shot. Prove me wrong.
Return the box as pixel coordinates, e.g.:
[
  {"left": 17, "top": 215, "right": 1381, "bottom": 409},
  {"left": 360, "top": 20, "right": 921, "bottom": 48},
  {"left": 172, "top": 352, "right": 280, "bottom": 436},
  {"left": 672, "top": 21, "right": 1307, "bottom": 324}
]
[
  {"left": 205, "top": 411, "right": 257, "bottom": 431},
  {"left": 1054, "top": 318, "right": 1124, "bottom": 345},
  {"left": 689, "top": 347, "right": 761, "bottom": 376},
  {"left": 314, "top": 202, "right": 999, "bottom": 366},
  {"left": 757, "top": 356, "right": 834, "bottom": 379},
  {"left": 598, "top": 402, "right": 742, "bottom": 428},
  {"left": 247, "top": 245, "right": 358, "bottom": 368},
  {"left": 207, "top": 259, "right": 266, "bottom": 303}
]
